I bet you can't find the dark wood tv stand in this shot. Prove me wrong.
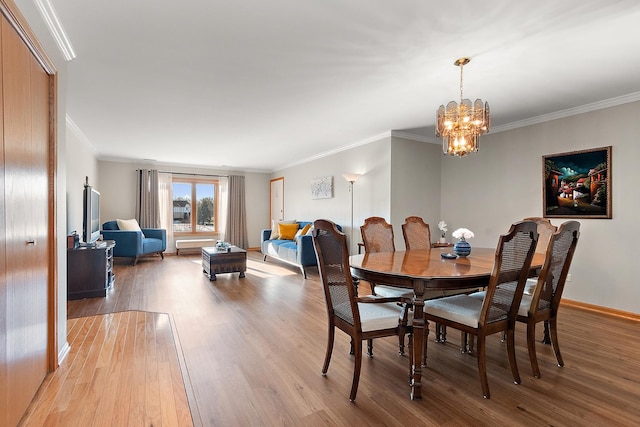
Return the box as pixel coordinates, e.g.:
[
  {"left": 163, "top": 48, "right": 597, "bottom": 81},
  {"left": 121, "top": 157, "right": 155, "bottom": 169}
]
[{"left": 67, "top": 240, "right": 115, "bottom": 300}]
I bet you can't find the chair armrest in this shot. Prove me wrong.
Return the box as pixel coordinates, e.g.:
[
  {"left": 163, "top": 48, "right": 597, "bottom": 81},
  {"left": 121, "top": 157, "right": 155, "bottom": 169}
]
[
  {"left": 355, "top": 296, "right": 403, "bottom": 304},
  {"left": 141, "top": 228, "right": 167, "bottom": 250},
  {"left": 141, "top": 228, "right": 164, "bottom": 238},
  {"left": 297, "top": 234, "right": 318, "bottom": 267},
  {"left": 261, "top": 229, "right": 272, "bottom": 242},
  {"left": 101, "top": 230, "right": 144, "bottom": 257}
]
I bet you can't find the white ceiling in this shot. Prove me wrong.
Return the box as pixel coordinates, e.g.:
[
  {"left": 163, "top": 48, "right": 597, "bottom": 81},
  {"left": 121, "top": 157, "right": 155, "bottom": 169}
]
[{"left": 49, "top": 0, "right": 640, "bottom": 172}]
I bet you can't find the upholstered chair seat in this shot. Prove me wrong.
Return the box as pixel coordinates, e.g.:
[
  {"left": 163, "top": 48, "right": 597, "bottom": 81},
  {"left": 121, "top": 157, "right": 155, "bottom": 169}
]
[
  {"left": 426, "top": 294, "right": 496, "bottom": 328},
  {"left": 335, "top": 301, "right": 406, "bottom": 332}
]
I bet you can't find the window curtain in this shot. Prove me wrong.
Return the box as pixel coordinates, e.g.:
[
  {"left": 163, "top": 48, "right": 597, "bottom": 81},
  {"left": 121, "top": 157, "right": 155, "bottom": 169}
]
[
  {"left": 135, "top": 169, "right": 160, "bottom": 228},
  {"left": 158, "top": 172, "right": 174, "bottom": 251},
  {"left": 224, "top": 175, "right": 248, "bottom": 249},
  {"left": 217, "top": 176, "right": 228, "bottom": 243}
]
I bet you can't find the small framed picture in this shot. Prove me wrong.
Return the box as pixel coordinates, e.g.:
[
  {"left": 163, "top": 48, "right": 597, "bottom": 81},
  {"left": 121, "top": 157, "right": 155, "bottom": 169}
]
[
  {"left": 543, "top": 146, "right": 611, "bottom": 219},
  {"left": 311, "top": 176, "right": 333, "bottom": 199}
]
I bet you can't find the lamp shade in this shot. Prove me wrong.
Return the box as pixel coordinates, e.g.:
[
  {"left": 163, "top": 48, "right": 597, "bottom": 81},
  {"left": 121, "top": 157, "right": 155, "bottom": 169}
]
[{"left": 342, "top": 173, "right": 361, "bottom": 183}]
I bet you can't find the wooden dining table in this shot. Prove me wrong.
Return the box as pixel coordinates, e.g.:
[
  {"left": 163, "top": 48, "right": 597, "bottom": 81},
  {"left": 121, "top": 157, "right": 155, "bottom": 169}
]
[{"left": 349, "top": 247, "right": 545, "bottom": 400}]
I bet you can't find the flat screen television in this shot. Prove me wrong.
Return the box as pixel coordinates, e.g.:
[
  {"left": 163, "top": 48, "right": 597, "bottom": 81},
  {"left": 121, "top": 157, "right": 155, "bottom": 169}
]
[{"left": 83, "top": 185, "right": 101, "bottom": 244}]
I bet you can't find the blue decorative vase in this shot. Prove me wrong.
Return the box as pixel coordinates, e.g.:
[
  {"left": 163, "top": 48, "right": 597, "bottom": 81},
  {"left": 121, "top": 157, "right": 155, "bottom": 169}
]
[{"left": 454, "top": 238, "right": 471, "bottom": 257}]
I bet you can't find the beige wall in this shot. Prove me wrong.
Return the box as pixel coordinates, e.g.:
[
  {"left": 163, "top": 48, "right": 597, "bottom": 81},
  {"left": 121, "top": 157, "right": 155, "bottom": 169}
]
[
  {"left": 390, "top": 137, "right": 443, "bottom": 249},
  {"left": 441, "top": 101, "right": 640, "bottom": 313},
  {"left": 66, "top": 128, "right": 99, "bottom": 236}
]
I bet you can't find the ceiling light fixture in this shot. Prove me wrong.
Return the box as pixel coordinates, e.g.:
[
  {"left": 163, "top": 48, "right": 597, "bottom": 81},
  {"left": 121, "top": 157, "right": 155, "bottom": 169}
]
[{"left": 436, "top": 57, "right": 490, "bottom": 157}]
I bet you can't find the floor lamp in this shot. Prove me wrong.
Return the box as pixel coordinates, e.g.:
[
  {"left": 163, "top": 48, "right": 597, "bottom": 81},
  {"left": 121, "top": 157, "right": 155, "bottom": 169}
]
[{"left": 342, "top": 173, "right": 361, "bottom": 254}]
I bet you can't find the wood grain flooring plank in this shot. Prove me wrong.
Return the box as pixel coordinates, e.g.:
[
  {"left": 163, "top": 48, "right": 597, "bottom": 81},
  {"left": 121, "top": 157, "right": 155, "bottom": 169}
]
[
  {"left": 91, "top": 311, "right": 131, "bottom": 427},
  {"left": 48, "top": 315, "right": 102, "bottom": 415},
  {"left": 19, "top": 310, "right": 193, "bottom": 426},
  {"left": 143, "top": 312, "right": 162, "bottom": 427},
  {"left": 109, "top": 312, "right": 137, "bottom": 427},
  {"left": 126, "top": 311, "right": 147, "bottom": 426},
  {"left": 166, "top": 324, "right": 194, "bottom": 426}
]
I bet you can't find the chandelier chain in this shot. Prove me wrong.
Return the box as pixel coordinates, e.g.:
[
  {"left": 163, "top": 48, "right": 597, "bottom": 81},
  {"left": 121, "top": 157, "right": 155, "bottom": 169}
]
[{"left": 459, "top": 63, "right": 464, "bottom": 103}]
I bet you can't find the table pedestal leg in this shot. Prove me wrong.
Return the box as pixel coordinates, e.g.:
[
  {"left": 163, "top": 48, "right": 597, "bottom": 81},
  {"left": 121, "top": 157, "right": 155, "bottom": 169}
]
[{"left": 411, "top": 281, "right": 425, "bottom": 400}]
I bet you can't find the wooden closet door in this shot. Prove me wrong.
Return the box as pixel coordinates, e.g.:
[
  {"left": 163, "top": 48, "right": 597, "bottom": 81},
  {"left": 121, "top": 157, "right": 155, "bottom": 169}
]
[
  {"left": 2, "top": 15, "right": 50, "bottom": 426},
  {"left": 0, "top": 12, "right": 6, "bottom": 425}
]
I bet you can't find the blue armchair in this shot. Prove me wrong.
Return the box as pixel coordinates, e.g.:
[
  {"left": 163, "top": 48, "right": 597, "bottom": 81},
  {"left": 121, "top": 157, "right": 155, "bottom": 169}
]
[{"left": 102, "top": 221, "right": 167, "bottom": 265}]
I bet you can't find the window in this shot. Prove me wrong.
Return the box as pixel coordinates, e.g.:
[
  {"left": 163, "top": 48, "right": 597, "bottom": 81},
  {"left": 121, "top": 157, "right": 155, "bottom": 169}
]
[{"left": 172, "top": 178, "right": 218, "bottom": 235}]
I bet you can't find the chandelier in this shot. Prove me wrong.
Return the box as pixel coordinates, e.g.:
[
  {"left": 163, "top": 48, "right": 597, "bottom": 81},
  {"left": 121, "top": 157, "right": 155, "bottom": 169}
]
[{"left": 436, "top": 57, "right": 490, "bottom": 157}]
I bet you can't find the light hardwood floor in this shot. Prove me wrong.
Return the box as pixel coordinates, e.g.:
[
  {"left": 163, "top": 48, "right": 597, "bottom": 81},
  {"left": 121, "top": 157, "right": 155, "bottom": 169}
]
[
  {"left": 22, "top": 252, "right": 640, "bottom": 426},
  {"left": 20, "top": 310, "right": 192, "bottom": 426}
]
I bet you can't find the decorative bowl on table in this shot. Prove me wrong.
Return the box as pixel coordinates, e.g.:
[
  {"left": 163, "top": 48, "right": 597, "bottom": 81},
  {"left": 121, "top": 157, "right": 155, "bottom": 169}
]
[
  {"left": 452, "top": 228, "right": 474, "bottom": 258},
  {"left": 453, "top": 239, "right": 471, "bottom": 257},
  {"left": 216, "top": 241, "right": 231, "bottom": 252}
]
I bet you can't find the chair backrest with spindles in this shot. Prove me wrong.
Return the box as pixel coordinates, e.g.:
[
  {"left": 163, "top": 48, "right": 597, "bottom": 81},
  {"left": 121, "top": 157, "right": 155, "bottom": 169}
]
[
  {"left": 360, "top": 217, "right": 395, "bottom": 253},
  {"left": 523, "top": 217, "right": 557, "bottom": 256},
  {"left": 529, "top": 221, "right": 580, "bottom": 315},
  {"left": 480, "top": 221, "right": 539, "bottom": 326},
  {"left": 402, "top": 216, "right": 431, "bottom": 250},
  {"left": 313, "top": 219, "right": 360, "bottom": 328}
]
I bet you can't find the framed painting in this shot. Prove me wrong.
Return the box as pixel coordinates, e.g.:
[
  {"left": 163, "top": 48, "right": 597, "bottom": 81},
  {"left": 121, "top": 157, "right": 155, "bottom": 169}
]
[
  {"left": 543, "top": 146, "right": 611, "bottom": 219},
  {"left": 311, "top": 176, "right": 333, "bottom": 199}
]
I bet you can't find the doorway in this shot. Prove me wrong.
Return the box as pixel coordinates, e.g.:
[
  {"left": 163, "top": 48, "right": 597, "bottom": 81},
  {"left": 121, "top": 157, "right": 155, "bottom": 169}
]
[{"left": 270, "top": 177, "right": 284, "bottom": 223}]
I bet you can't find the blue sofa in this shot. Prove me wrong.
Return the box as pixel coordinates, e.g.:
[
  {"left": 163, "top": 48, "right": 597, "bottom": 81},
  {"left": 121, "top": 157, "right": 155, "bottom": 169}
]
[
  {"left": 261, "top": 221, "right": 340, "bottom": 278},
  {"left": 102, "top": 221, "right": 167, "bottom": 265}
]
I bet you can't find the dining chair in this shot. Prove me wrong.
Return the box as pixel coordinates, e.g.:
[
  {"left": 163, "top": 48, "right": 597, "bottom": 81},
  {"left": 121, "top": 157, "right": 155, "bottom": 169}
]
[
  {"left": 516, "top": 220, "right": 580, "bottom": 378},
  {"left": 312, "top": 219, "right": 414, "bottom": 401},
  {"left": 466, "top": 216, "right": 557, "bottom": 350},
  {"left": 360, "top": 216, "right": 396, "bottom": 253},
  {"left": 360, "top": 217, "right": 415, "bottom": 354},
  {"left": 360, "top": 217, "right": 409, "bottom": 298},
  {"left": 402, "top": 216, "right": 431, "bottom": 250},
  {"left": 423, "top": 221, "right": 539, "bottom": 398},
  {"left": 522, "top": 217, "right": 558, "bottom": 344}
]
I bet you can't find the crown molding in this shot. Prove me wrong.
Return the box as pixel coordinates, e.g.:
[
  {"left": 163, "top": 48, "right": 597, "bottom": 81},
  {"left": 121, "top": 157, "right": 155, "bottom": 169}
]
[
  {"left": 273, "top": 131, "right": 393, "bottom": 171},
  {"left": 66, "top": 115, "right": 94, "bottom": 150},
  {"left": 390, "top": 130, "right": 439, "bottom": 144},
  {"left": 97, "top": 156, "right": 272, "bottom": 175},
  {"left": 34, "top": 0, "right": 76, "bottom": 61},
  {"left": 491, "top": 91, "right": 640, "bottom": 133},
  {"left": 392, "top": 91, "right": 640, "bottom": 144}
]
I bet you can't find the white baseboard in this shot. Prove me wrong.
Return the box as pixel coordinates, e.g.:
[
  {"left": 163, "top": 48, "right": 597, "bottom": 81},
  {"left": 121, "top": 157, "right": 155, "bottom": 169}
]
[{"left": 58, "top": 340, "right": 71, "bottom": 365}]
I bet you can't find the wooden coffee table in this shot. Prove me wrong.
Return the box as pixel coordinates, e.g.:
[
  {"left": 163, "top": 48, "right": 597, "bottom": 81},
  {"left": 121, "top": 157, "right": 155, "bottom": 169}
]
[{"left": 202, "top": 246, "right": 247, "bottom": 281}]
